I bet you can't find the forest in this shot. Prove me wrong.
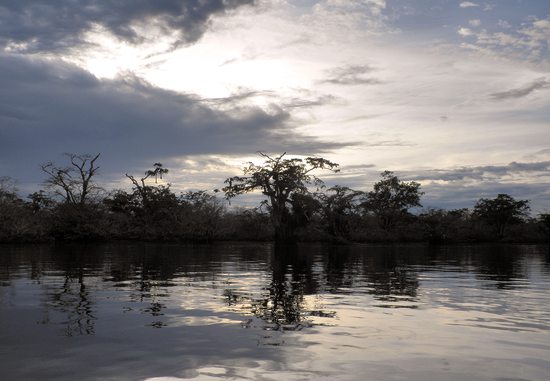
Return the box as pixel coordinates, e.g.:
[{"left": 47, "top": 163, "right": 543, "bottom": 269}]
[{"left": 1, "top": 152, "right": 549, "bottom": 243}]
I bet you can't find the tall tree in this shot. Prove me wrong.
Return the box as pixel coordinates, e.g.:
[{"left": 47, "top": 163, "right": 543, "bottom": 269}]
[
  {"left": 125, "top": 163, "right": 169, "bottom": 207},
  {"left": 362, "top": 171, "right": 423, "bottom": 230},
  {"left": 538, "top": 213, "right": 550, "bottom": 241},
  {"left": 41, "top": 153, "right": 101, "bottom": 205},
  {"left": 223, "top": 152, "right": 339, "bottom": 242},
  {"left": 0, "top": 176, "right": 19, "bottom": 204},
  {"left": 318, "top": 185, "right": 363, "bottom": 239},
  {"left": 473, "top": 194, "right": 530, "bottom": 239}
]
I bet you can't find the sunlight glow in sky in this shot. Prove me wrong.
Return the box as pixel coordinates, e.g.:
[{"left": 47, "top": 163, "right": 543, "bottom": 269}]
[{"left": 0, "top": 0, "right": 549, "bottom": 210}]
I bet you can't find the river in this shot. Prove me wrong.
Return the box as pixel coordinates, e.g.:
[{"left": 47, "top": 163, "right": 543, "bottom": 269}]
[{"left": 1, "top": 242, "right": 549, "bottom": 380}]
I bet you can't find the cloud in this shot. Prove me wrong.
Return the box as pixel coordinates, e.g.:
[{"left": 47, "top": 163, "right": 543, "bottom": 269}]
[
  {"left": 407, "top": 161, "right": 550, "bottom": 182},
  {"left": 363, "top": 140, "right": 415, "bottom": 147},
  {"left": 281, "top": 94, "right": 337, "bottom": 109},
  {"left": 498, "top": 20, "right": 512, "bottom": 29},
  {"left": 203, "top": 88, "right": 337, "bottom": 111},
  {"left": 397, "top": 161, "right": 550, "bottom": 211},
  {"left": 458, "top": 27, "right": 474, "bottom": 37},
  {"left": 490, "top": 78, "right": 550, "bottom": 100},
  {"left": 421, "top": 182, "right": 549, "bottom": 212},
  {"left": 202, "top": 88, "right": 275, "bottom": 108},
  {"left": 459, "top": 2, "right": 480, "bottom": 8},
  {"left": 0, "top": 0, "right": 256, "bottom": 53},
  {"left": 305, "top": 0, "right": 391, "bottom": 37},
  {"left": 0, "top": 54, "right": 348, "bottom": 186},
  {"left": 458, "top": 17, "right": 550, "bottom": 62},
  {"left": 469, "top": 19, "right": 481, "bottom": 27},
  {"left": 321, "top": 64, "right": 380, "bottom": 85},
  {"left": 525, "top": 148, "right": 550, "bottom": 160}
]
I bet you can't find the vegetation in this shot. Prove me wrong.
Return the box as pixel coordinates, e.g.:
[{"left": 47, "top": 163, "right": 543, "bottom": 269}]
[
  {"left": 223, "top": 152, "right": 339, "bottom": 242},
  {"left": 361, "top": 171, "right": 423, "bottom": 231},
  {"left": 41, "top": 153, "right": 102, "bottom": 205},
  {"left": 0, "top": 153, "right": 548, "bottom": 243},
  {"left": 473, "top": 194, "right": 530, "bottom": 239}
]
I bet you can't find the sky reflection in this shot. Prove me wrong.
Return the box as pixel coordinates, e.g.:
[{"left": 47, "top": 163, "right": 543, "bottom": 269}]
[{"left": 1, "top": 242, "right": 550, "bottom": 380}]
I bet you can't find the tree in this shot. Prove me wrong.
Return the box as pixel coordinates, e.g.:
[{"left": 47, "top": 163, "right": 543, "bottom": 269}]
[
  {"left": 318, "top": 185, "right": 363, "bottom": 240},
  {"left": 538, "top": 213, "right": 550, "bottom": 241},
  {"left": 125, "top": 163, "right": 170, "bottom": 208},
  {"left": 223, "top": 152, "right": 339, "bottom": 242},
  {"left": 473, "top": 194, "right": 530, "bottom": 239},
  {"left": 41, "top": 153, "right": 101, "bottom": 205},
  {"left": 420, "top": 208, "right": 471, "bottom": 243},
  {"left": 179, "top": 190, "right": 225, "bottom": 241},
  {"left": 28, "top": 190, "right": 55, "bottom": 213},
  {"left": 362, "top": 171, "right": 423, "bottom": 230},
  {"left": 122, "top": 163, "right": 182, "bottom": 239},
  {"left": 0, "top": 176, "right": 19, "bottom": 204}
]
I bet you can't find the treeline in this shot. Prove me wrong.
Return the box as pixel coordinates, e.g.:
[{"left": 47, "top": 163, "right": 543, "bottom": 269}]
[{"left": 1, "top": 152, "right": 549, "bottom": 243}]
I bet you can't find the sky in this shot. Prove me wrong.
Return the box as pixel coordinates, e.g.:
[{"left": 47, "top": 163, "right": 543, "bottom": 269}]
[{"left": 0, "top": 0, "right": 549, "bottom": 211}]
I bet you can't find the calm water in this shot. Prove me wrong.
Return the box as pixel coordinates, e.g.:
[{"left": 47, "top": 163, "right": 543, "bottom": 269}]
[{"left": 1, "top": 243, "right": 550, "bottom": 381}]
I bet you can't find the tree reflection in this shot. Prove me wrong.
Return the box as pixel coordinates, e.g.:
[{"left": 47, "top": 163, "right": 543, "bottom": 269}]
[
  {"left": 361, "top": 247, "right": 420, "bottom": 306},
  {"left": 472, "top": 245, "right": 526, "bottom": 289},
  {"left": 1, "top": 242, "right": 546, "bottom": 339},
  {"left": 46, "top": 270, "right": 95, "bottom": 335},
  {"left": 249, "top": 245, "right": 311, "bottom": 328},
  {"left": 39, "top": 245, "right": 103, "bottom": 336}
]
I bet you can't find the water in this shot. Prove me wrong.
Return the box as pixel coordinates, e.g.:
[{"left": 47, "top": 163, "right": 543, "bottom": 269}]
[{"left": 1, "top": 243, "right": 550, "bottom": 381}]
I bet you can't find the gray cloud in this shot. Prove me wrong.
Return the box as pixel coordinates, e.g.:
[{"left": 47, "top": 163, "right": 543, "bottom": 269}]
[
  {"left": 321, "top": 65, "right": 380, "bottom": 86},
  {"left": 364, "top": 140, "right": 415, "bottom": 147},
  {"left": 0, "top": 54, "right": 347, "bottom": 188},
  {"left": 490, "top": 78, "right": 550, "bottom": 100},
  {"left": 459, "top": 2, "right": 480, "bottom": 8},
  {"left": 203, "top": 89, "right": 275, "bottom": 107},
  {"left": 281, "top": 94, "right": 337, "bottom": 109},
  {"left": 0, "top": 0, "right": 255, "bottom": 52},
  {"left": 421, "top": 182, "right": 550, "bottom": 213},
  {"left": 204, "top": 89, "right": 337, "bottom": 110},
  {"left": 525, "top": 148, "right": 550, "bottom": 160},
  {"left": 406, "top": 161, "right": 550, "bottom": 182}
]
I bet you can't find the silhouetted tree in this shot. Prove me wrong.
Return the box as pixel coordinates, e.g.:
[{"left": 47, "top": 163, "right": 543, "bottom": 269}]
[
  {"left": 539, "top": 213, "right": 550, "bottom": 241},
  {"left": 28, "top": 190, "right": 55, "bottom": 213},
  {"left": 420, "top": 208, "right": 472, "bottom": 243},
  {"left": 125, "top": 162, "right": 169, "bottom": 208},
  {"left": 362, "top": 171, "right": 423, "bottom": 230},
  {"left": 223, "top": 152, "right": 339, "bottom": 242},
  {"left": 473, "top": 194, "right": 530, "bottom": 239},
  {"left": 122, "top": 164, "right": 182, "bottom": 239},
  {"left": 0, "top": 177, "right": 48, "bottom": 241},
  {"left": 318, "top": 186, "right": 363, "bottom": 240},
  {"left": 179, "top": 190, "right": 225, "bottom": 241},
  {"left": 41, "top": 153, "right": 101, "bottom": 205},
  {"left": 0, "top": 176, "right": 18, "bottom": 201}
]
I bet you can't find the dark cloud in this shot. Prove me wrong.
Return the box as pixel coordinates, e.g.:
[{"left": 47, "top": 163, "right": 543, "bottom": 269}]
[
  {"left": 407, "top": 161, "right": 550, "bottom": 182},
  {"left": 0, "top": 54, "right": 347, "bottom": 188},
  {"left": 342, "top": 114, "right": 382, "bottom": 123},
  {"left": 527, "top": 148, "right": 550, "bottom": 160},
  {"left": 282, "top": 94, "right": 337, "bottom": 108},
  {"left": 204, "top": 89, "right": 337, "bottom": 110},
  {"left": 421, "top": 182, "right": 550, "bottom": 213},
  {"left": 321, "top": 65, "right": 380, "bottom": 86},
  {"left": 363, "top": 140, "right": 415, "bottom": 147},
  {"left": 0, "top": 0, "right": 255, "bottom": 52},
  {"left": 203, "top": 89, "right": 275, "bottom": 107},
  {"left": 490, "top": 77, "right": 550, "bottom": 100}
]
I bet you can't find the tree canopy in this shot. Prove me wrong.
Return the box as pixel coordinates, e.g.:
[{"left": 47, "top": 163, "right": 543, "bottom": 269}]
[
  {"left": 223, "top": 152, "right": 339, "bottom": 241},
  {"left": 41, "top": 153, "right": 101, "bottom": 205},
  {"left": 361, "top": 171, "right": 423, "bottom": 230},
  {"left": 473, "top": 194, "right": 530, "bottom": 238}
]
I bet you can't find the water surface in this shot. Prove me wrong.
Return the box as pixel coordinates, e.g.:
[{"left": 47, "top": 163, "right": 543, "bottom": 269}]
[{"left": 1, "top": 243, "right": 549, "bottom": 380}]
